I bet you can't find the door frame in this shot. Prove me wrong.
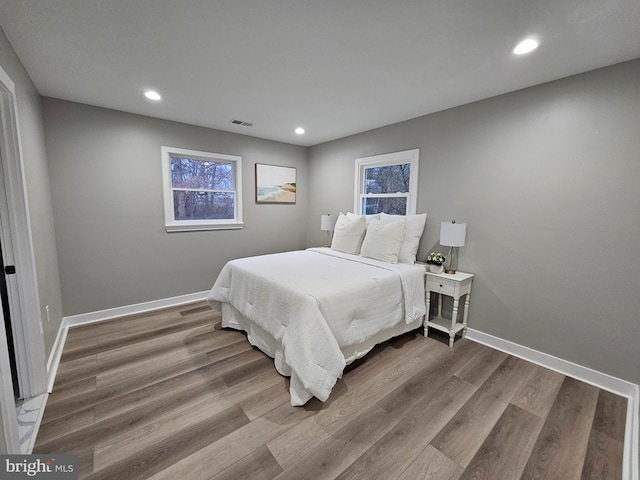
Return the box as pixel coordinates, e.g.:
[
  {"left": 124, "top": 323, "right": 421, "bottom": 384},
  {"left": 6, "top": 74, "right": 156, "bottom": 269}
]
[
  {"left": 0, "top": 64, "right": 47, "bottom": 452},
  {"left": 0, "top": 298, "right": 19, "bottom": 452}
]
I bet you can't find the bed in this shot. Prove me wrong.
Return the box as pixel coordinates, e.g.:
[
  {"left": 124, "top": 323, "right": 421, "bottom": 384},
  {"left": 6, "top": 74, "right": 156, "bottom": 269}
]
[{"left": 206, "top": 212, "right": 427, "bottom": 405}]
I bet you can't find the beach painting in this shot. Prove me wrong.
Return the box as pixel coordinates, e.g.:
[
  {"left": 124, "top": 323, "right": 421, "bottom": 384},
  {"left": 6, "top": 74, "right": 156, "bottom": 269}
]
[{"left": 255, "top": 164, "right": 296, "bottom": 204}]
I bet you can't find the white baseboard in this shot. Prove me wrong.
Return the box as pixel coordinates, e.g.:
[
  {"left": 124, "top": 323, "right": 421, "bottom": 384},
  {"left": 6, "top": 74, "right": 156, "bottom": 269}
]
[
  {"left": 46, "top": 322, "right": 68, "bottom": 393},
  {"left": 466, "top": 328, "right": 639, "bottom": 480},
  {"left": 63, "top": 291, "right": 210, "bottom": 328}
]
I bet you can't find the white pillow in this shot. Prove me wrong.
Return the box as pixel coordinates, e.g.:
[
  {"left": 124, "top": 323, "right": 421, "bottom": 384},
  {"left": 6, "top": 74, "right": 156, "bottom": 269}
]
[
  {"left": 380, "top": 213, "right": 427, "bottom": 264},
  {"left": 360, "top": 217, "right": 406, "bottom": 263},
  {"left": 364, "top": 214, "right": 380, "bottom": 226},
  {"left": 347, "top": 211, "right": 379, "bottom": 226},
  {"left": 331, "top": 213, "right": 366, "bottom": 254}
]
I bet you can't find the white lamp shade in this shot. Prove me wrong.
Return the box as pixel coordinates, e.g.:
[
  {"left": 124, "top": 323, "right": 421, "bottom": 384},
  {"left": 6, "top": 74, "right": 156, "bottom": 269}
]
[
  {"left": 320, "top": 214, "right": 338, "bottom": 231},
  {"left": 440, "top": 221, "right": 466, "bottom": 247}
]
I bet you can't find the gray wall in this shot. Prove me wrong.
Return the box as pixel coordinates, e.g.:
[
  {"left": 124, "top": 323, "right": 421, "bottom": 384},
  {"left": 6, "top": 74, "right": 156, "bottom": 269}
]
[
  {"left": 0, "top": 28, "right": 63, "bottom": 358},
  {"left": 308, "top": 58, "right": 640, "bottom": 386},
  {"left": 43, "top": 99, "right": 308, "bottom": 316}
]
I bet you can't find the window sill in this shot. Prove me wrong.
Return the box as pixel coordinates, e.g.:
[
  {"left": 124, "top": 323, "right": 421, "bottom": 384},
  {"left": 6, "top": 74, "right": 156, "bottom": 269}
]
[{"left": 165, "top": 222, "right": 244, "bottom": 233}]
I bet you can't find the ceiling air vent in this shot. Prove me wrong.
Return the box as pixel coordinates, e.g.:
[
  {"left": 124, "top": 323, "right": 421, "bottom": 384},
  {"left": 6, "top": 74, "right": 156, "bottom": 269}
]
[{"left": 230, "top": 119, "right": 254, "bottom": 127}]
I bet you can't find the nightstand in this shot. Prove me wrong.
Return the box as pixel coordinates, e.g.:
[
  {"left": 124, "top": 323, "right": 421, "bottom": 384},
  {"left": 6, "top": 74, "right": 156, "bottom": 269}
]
[{"left": 424, "top": 271, "right": 474, "bottom": 347}]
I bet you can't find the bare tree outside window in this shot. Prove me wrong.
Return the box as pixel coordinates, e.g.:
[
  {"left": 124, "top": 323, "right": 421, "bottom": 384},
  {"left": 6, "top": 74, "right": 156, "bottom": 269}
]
[
  {"left": 362, "top": 197, "right": 408, "bottom": 215},
  {"left": 364, "top": 164, "right": 410, "bottom": 194},
  {"left": 170, "top": 157, "right": 235, "bottom": 220},
  {"left": 354, "top": 149, "right": 419, "bottom": 216},
  {"left": 362, "top": 163, "right": 411, "bottom": 215},
  {"left": 162, "top": 146, "right": 243, "bottom": 232}
]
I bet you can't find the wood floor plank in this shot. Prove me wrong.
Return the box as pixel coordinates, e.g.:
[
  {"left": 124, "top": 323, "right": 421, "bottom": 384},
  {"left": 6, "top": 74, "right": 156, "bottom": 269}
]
[
  {"left": 92, "top": 361, "right": 229, "bottom": 422},
  {"left": 520, "top": 376, "right": 600, "bottom": 480},
  {"left": 458, "top": 403, "right": 545, "bottom": 480},
  {"left": 52, "top": 324, "right": 223, "bottom": 388},
  {"left": 50, "top": 374, "right": 97, "bottom": 399},
  {"left": 52, "top": 354, "right": 98, "bottom": 387},
  {"left": 34, "top": 301, "right": 627, "bottom": 479},
  {"left": 335, "top": 374, "right": 477, "bottom": 480},
  {"left": 338, "top": 334, "right": 451, "bottom": 411},
  {"left": 454, "top": 346, "right": 508, "bottom": 387},
  {"left": 95, "top": 322, "right": 218, "bottom": 365},
  {"left": 85, "top": 405, "right": 250, "bottom": 480},
  {"left": 34, "top": 406, "right": 96, "bottom": 446},
  {"left": 179, "top": 303, "right": 214, "bottom": 317},
  {"left": 35, "top": 366, "right": 230, "bottom": 453},
  {"left": 63, "top": 315, "right": 214, "bottom": 362},
  {"left": 394, "top": 444, "right": 463, "bottom": 480},
  {"left": 240, "top": 381, "right": 292, "bottom": 421},
  {"left": 210, "top": 445, "right": 283, "bottom": 480},
  {"left": 591, "top": 389, "right": 627, "bottom": 442},
  {"left": 93, "top": 392, "right": 235, "bottom": 470},
  {"left": 580, "top": 389, "right": 627, "bottom": 480},
  {"left": 63, "top": 332, "right": 98, "bottom": 351},
  {"left": 511, "top": 364, "right": 566, "bottom": 419},
  {"left": 377, "top": 339, "right": 484, "bottom": 417},
  {"left": 95, "top": 309, "right": 216, "bottom": 344},
  {"left": 205, "top": 337, "right": 253, "bottom": 364},
  {"left": 94, "top": 345, "right": 211, "bottom": 388},
  {"left": 76, "top": 448, "right": 95, "bottom": 479},
  {"left": 430, "top": 355, "right": 535, "bottom": 468},
  {"left": 43, "top": 352, "right": 215, "bottom": 423},
  {"left": 266, "top": 335, "right": 450, "bottom": 469},
  {"left": 221, "top": 355, "right": 277, "bottom": 387},
  {"left": 341, "top": 330, "right": 446, "bottom": 389},
  {"left": 273, "top": 405, "right": 398, "bottom": 480},
  {"left": 93, "top": 304, "right": 195, "bottom": 335},
  {"left": 580, "top": 428, "right": 624, "bottom": 479},
  {"left": 64, "top": 324, "right": 99, "bottom": 342},
  {"left": 148, "top": 401, "right": 318, "bottom": 480},
  {"left": 94, "top": 352, "right": 212, "bottom": 392},
  {"left": 42, "top": 359, "right": 222, "bottom": 426}
]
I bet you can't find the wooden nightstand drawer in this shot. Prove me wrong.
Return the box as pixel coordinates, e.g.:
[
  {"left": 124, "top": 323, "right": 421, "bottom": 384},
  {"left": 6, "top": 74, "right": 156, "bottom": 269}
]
[{"left": 428, "top": 278, "right": 456, "bottom": 296}]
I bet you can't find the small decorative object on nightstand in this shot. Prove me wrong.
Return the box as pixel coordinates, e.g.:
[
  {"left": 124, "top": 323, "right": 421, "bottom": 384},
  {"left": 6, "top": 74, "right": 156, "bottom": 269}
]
[
  {"left": 426, "top": 252, "right": 446, "bottom": 274},
  {"left": 424, "top": 270, "right": 474, "bottom": 347}
]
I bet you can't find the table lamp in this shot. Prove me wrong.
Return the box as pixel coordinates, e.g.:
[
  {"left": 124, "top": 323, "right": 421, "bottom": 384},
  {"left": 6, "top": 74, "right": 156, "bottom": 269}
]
[
  {"left": 440, "top": 220, "right": 466, "bottom": 274},
  {"left": 320, "top": 214, "right": 338, "bottom": 247}
]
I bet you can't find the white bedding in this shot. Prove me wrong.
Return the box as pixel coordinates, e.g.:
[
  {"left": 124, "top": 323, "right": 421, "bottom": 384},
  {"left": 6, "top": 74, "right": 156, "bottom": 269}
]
[{"left": 206, "top": 247, "right": 426, "bottom": 405}]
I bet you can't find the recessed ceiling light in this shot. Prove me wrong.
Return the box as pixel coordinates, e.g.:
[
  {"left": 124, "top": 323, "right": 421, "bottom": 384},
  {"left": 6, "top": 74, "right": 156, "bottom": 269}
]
[
  {"left": 513, "top": 38, "right": 539, "bottom": 55},
  {"left": 294, "top": 127, "right": 305, "bottom": 135},
  {"left": 144, "top": 90, "right": 162, "bottom": 101}
]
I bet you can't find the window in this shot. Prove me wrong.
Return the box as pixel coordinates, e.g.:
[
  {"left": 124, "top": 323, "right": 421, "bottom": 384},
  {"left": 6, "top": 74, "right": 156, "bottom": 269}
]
[
  {"left": 161, "top": 146, "right": 243, "bottom": 232},
  {"left": 354, "top": 149, "right": 419, "bottom": 215}
]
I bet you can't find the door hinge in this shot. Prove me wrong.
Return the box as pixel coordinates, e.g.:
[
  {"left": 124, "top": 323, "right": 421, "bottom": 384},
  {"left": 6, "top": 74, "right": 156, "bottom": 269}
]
[{"left": 4, "top": 265, "right": 16, "bottom": 275}]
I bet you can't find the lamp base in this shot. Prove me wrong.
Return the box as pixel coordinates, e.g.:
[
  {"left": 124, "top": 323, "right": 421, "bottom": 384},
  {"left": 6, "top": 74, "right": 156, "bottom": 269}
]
[
  {"left": 325, "top": 231, "right": 332, "bottom": 248},
  {"left": 445, "top": 246, "right": 458, "bottom": 274}
]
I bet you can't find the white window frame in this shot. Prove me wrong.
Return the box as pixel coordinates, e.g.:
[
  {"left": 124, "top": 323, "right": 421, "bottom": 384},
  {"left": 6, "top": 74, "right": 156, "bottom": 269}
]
[
  {"left": 354, "top": 148, "right": 419, "bottom": 215},
  {"left": 161, "top": 146, "right": 243, "bottom": 232}
]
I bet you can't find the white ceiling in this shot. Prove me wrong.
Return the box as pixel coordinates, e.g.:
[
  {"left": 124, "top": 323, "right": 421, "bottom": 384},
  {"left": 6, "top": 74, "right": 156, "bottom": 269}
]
[{"left": 1, "top": 1, "right": 639, "bottom": 147}]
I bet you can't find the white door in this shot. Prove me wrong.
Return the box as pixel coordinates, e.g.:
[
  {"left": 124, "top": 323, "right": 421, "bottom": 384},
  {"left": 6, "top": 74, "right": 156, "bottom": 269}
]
[{"left": 0, "top": 64, "right": 47, "bottom": 453}]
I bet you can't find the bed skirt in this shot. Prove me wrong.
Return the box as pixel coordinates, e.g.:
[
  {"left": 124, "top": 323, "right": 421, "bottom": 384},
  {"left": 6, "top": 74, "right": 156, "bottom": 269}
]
[{"left": 220, "top": 302, "right": 423, "bottom": 405}]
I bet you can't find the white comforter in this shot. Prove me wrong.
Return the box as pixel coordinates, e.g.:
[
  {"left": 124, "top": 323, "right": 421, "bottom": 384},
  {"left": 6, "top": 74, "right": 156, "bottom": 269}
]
[{"left": 206, "top": 247, "right": 425, "bottom": 405}]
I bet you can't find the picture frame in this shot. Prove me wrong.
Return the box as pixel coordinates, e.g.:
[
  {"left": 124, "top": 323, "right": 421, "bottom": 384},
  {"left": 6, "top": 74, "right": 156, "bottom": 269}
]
[{"left": 255, "top": 163, "right": 296, "bottom": 204}]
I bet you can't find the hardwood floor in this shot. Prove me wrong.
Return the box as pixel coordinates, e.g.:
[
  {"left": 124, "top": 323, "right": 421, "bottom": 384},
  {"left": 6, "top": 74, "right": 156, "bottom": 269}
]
[{"left": 34, "top": 301, "right": 627, "bottom": 479}]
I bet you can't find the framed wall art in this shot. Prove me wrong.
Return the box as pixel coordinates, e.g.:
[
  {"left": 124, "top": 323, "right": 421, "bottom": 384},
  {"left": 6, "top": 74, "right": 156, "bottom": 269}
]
[{"left": 255, "top": 164, "right": 296, "bottom": 204}]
